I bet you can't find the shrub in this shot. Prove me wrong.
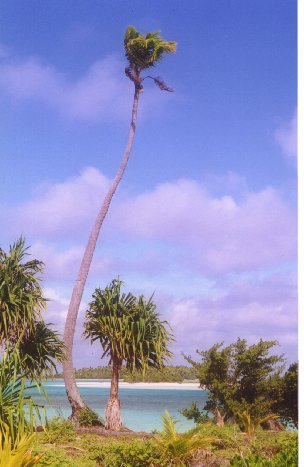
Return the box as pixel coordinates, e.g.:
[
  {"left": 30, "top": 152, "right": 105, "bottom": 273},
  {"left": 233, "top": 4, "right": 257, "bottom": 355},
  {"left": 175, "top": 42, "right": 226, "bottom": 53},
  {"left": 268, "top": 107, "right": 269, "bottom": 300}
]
[
  {"left": 229, "top": 438, "right": 298, "bottom": 466},
  {"left": 44, "top": 418, "right": 75, "bottom": 443},
  {"left": 77, "top": 408, "right": 103, "bottom": 427},
  {"left": 86, "top": 439, "right": 165, "bottom": 467}
]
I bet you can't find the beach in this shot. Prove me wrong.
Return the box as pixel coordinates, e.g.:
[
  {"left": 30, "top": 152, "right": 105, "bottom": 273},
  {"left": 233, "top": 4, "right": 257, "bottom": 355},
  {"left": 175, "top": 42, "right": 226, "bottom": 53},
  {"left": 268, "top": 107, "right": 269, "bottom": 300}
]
[{"left": 66, "top": 380, "right": 201, "bottom": 391}]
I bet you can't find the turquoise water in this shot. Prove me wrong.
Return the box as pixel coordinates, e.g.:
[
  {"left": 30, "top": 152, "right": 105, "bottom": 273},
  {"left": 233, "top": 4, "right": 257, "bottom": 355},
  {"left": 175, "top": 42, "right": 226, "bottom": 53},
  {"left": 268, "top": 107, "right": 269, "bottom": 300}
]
[{"left": 29, "top": 379, "right": 208, "bottom": 432}]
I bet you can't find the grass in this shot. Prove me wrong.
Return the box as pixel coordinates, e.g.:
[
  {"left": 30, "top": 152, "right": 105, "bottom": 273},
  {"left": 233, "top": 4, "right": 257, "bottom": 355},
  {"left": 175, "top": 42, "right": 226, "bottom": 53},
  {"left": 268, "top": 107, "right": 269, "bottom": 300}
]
[{"left": 31, "top": 419, "right": 298, "bottom": 466}]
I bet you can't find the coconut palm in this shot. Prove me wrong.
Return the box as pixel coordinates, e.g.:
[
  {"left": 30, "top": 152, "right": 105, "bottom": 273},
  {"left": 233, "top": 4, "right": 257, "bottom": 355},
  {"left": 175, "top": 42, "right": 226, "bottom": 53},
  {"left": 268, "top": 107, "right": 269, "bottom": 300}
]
[
  {"left": 63, "top": 25, "right": 176, "bottom": 419},
  {"left": 83, "top": 278, "right": 173, "bottom": 430}
]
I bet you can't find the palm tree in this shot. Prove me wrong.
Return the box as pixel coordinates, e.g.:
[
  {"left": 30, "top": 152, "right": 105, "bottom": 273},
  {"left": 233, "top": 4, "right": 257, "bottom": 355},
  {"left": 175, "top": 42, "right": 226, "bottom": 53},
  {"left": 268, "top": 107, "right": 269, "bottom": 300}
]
[
  {"left": 0, "top": 237, "right": 46, "bottom": 346},
  {"left": 63, "top": 25, "right": 176, "bottom": 419},
  {"left": 83, "top": 278, "right": 173, "bottom": 430},
  {"left": 0, "top": 238, "right": 65, "bottom": 379}
]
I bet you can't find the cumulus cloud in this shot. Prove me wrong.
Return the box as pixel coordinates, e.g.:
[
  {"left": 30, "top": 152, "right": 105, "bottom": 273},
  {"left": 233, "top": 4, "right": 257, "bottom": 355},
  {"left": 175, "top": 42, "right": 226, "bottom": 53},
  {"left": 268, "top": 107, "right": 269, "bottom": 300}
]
[
  {"left": 275, "top": 111, "right": 297, "bottom": 162},
  {"left": 114, "top": 179, "right": 297, "bottom": 273},
  {"left": 166, "top": 272, "right": 297, "bottom": 362},
  {"left": 1, "top": 168, "right": 296, "bottom": 274},
  {"left": 9, "top": 166, "right": 110, "bottom": 239},
  {"left": 0, "top": 52, "right": 173, "bottom": 122}
]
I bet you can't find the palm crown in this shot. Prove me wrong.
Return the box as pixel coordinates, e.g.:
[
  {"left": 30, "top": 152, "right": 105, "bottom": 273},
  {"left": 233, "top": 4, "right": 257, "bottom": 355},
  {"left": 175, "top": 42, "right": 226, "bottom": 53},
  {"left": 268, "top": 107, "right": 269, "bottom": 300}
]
[
  {"left": 124, "top": 26, "right": 176, "bottom": 91},
  {"left": 84, "top": 278, "right": 173, "bottom": 373},
  {"left": 124, "top": 26, "right": 176, "bottom": 70}
]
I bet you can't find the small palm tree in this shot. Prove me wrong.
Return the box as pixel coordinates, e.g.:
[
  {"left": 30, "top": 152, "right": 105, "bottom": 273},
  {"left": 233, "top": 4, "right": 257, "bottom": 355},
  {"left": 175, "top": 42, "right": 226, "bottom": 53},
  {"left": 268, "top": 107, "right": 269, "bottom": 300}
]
[
  {"left": 155, "top": 411, "right": 215, "bottom": 466},
  {"left": 238, "top": 411, "right": 279, "bottom": 438},
  {"left": 63, "top": 26, "right": 176, "bottom": 420},
  {"left": 83, "top": 278, "right": 173, "bottom": 430}
]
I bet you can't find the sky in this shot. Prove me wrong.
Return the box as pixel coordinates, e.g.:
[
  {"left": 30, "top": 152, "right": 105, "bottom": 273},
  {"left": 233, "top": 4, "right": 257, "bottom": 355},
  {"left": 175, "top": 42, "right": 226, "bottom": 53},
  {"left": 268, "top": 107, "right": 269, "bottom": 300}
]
[{"left": 0, "top": 0, "right": 297, "bottom": 367}]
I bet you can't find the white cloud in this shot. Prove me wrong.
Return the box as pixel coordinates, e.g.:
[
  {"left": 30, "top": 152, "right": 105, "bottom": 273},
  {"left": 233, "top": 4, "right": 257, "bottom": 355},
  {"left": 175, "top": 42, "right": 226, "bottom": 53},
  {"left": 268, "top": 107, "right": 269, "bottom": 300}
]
[
  {"left": 1, "top": 168, "right": 297, "bottom": 274},
  {"left": 114, "top": 179, "right": 297, "bottom": 273},
  {"left": 11, "top": 166, "right": 110, "bottom": 238},
  {"left": 0, "top": 53, "right": 173, "bottom": 122}
]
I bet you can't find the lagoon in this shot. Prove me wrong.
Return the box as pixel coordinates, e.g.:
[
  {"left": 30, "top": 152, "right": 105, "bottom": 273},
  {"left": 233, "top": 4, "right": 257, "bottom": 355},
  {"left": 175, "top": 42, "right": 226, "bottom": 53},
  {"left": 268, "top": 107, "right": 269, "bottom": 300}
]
[{"left": 29, "top": 379, "right": 207, "bottom": 432}]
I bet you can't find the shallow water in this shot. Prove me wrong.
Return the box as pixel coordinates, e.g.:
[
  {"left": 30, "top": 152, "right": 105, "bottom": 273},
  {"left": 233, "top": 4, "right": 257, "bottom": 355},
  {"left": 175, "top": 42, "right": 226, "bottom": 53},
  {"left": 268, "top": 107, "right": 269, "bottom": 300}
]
[{"left": 28, "top": 379, "right": 208, "bottom": 432}]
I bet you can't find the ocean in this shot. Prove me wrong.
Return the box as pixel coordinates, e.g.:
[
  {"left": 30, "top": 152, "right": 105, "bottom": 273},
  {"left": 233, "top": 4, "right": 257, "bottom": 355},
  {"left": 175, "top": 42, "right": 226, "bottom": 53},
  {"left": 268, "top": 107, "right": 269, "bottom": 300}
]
[{"left": 29, "top": 379, "right": 208, "bottom": 432}]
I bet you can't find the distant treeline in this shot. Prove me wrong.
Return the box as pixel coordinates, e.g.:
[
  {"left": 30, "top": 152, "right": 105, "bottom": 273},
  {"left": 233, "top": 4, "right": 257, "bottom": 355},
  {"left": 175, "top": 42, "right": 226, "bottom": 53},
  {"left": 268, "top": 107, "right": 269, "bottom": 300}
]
[{"left": 55, "top": 365, "right": 198, "bottom": 382}]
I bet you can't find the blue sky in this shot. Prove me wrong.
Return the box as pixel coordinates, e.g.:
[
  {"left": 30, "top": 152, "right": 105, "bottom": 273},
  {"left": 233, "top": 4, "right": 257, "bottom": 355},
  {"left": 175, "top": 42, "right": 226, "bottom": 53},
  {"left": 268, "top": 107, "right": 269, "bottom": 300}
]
[{"left": 0, "top": 0, "right": 297, "bottom": 366}]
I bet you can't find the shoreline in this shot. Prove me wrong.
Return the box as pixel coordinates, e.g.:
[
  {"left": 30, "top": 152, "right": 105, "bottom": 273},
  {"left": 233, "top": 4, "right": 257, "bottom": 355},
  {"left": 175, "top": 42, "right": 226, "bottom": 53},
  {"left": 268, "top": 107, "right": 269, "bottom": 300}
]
[{"left": 46, "top": 379, "right": 201, "bottom": 390}]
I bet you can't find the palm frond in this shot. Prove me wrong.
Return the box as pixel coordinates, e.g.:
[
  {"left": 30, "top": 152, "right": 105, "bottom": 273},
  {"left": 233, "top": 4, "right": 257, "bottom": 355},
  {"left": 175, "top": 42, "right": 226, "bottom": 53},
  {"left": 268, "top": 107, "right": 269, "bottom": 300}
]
[{"left": 124, "top": 25, "right": 176, "bottom": 71}]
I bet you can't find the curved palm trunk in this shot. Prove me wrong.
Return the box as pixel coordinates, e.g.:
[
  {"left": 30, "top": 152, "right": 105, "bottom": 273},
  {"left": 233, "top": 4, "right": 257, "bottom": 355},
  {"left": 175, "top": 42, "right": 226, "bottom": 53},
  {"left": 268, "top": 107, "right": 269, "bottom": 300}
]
[
  {"left": 63, "top": 85, "right": 141, "bottom": 419},
  {"left": 104, "top": 357, "right": 122, "bottom": 430}
]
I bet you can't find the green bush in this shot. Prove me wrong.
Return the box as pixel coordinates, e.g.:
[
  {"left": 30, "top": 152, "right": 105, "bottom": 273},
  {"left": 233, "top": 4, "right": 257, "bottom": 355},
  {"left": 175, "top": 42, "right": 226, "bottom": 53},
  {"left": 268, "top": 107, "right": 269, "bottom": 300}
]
[
  {"left": 86, "top": 439, "right": 165, "bottom": 467},
  {"left": 44, "top": 417, "right": 76, "bottom": 443},
  {"left": 35, "top": 448, "right": 76, "bottom": 467},
  {"left": 229, "top": 439, "right": 298, "bottom": 466},
  {"left": 77, "top": 408, "right": 103, "bottom": 427}
]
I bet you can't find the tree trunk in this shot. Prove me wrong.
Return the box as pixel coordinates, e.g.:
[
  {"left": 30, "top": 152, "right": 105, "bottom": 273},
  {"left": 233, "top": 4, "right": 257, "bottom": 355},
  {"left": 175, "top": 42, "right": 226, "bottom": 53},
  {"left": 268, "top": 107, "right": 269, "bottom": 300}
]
[
  {"left": 214, "top": 407, "right": 225, "bottom": 426},
  {"left": 105, "top": 358, "right": 122, "bottom": 430},
  {"left": 63, "top": 85, "right": 141, "bottom": 419}
]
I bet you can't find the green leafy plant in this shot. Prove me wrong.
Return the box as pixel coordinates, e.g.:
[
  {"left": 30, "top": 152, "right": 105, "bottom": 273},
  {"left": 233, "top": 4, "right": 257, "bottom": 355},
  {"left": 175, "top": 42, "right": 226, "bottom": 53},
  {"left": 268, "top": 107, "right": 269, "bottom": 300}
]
[
  {"left": 86, "top": 439, "right": 164, "bottom": 467},
  {"left": 0, "top": 423, "right": 43, "bottom": 466},
  {"left": 0, "top": 351, "right": 41, "bottom": 444},
  {"left": 184, "top": 339, "right": 286, "bottom": 426},
  {"left": 44, "top": 418, "right": 75, "bottom": 444},
  {"left": 77, "top": 408, "right": 103, "bottom": 427},
  {"left": 154, "top": 411, "right": 216, "bottom": 466},
  {"left": 230, "top": 438, "right": 298, "bottom": 466},
  {"left": 238, "top": 411, "right": 279, "bottom": 438}
]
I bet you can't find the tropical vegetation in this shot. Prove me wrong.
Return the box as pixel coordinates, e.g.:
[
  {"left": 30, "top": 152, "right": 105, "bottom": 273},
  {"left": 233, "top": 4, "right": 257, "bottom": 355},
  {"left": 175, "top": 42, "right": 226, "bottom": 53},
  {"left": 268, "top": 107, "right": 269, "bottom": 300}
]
[
  {"left": 83, "top": 277, "right": 173, "bottom": 430},
  {"left": 182, "top": 338, "right": 297, "bottom": 428},
  {"left": 55, "top": 364, "right": 197, "bottom": 382},
  {"left": 0, "top": 239, "right": 65, "bottom": 464},
  {"left": 62, "top": 24, "right": 176, "bottom": 421}
]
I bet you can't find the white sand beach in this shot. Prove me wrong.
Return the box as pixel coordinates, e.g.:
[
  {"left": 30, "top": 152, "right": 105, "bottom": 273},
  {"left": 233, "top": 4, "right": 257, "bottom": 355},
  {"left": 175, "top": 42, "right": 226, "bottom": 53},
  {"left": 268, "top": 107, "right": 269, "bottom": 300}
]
[{"left": 48, "top": 380, "right": 200, "bottom": 390}]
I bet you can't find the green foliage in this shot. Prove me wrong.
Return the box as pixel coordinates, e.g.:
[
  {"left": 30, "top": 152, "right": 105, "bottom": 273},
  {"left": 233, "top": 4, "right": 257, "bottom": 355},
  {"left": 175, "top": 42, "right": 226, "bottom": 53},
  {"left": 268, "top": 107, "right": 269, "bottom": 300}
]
[
  {"left": 44, "top": 418, "right": 75, "bottom": 444},
  {"left": 83, "top": 278, "right": 173, "bottom": 375},
  {"left": 0, "top": 238, "right": 65, "bottom": 381},
  {"left": 124, "top": 26, "right": 176, "bottom": 71},
  {"left": 238, "top": 411, "right": 279, "bottom": 438},
  {"left": 0, "top": 351, "right": 40, "bottom": 444},
  {"left": 229, "top": 438, "right": 298, "bottom": 466},
  {"left": 55, "top": 364, "right": 197, "bottom": 382},
  {"left": 180, "top": 402, "right": 211, "bottom": 424},
  {"left": 184, "top": 339, "right": 285, "bottom": 424},
  {"left": 0, "top": 237, "right": 46, "bottom": 345},
  {"left": 0, "top": 423, "right": 43, "bottom": 466},
  {"left": 77, "top": 408, "right": 103, "bottom": 427},
  {"left": 273, "top": 362, "right": 298, "bottom": 427},
  {"left": 154, "top": 411, "right": 216, "bottom": 466},
  {"left": 86, "top": 439, "right": 164, "bottom": 467},
  {"left": 34, "top": 448, "right": 77, "bottom": 467},
  {"left": 17, "top": 321, "right": 66, "bottom": 381}
]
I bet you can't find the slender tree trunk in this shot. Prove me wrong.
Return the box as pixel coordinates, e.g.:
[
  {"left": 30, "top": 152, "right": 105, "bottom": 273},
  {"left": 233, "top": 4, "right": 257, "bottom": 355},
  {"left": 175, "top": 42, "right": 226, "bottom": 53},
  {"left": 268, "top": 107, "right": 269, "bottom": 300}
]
[
  {"left": 105, "top": 357, "right": 122, "bottom": 430},
  {"left": 63, "top": 85, "right": 141, "bottom": 419}
]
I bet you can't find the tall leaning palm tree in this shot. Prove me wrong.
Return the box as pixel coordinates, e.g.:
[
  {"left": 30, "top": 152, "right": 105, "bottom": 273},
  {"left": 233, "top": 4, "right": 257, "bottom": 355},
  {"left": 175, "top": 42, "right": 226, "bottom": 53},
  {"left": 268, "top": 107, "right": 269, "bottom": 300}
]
[
  {"left": 83, "top": 278, "right": 173, "bottom": 430},
  {"left": 63, "top": 26, "right": 176, "bottom": 419}
]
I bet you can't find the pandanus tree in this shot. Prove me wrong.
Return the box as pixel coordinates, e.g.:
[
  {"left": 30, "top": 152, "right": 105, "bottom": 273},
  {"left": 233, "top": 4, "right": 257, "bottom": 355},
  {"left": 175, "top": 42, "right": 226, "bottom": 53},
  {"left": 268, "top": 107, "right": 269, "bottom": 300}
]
[
  {"left": 63, "top": 25, "right": 176, "bottom": 419},
  {"left": 83, "top": 278, "right": 173, "bottom": 430},
  {"left": 0, "top": 237, "right": 65, "bottom": 380}
]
